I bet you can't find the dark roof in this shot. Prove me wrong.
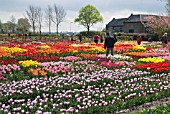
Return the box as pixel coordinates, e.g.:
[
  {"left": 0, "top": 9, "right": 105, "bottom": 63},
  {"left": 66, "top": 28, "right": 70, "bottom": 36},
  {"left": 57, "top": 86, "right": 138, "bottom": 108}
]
[
  {"left": 107, "top": 18, "right": 127, "bottom": 27},
  {"left": 107, "top": 13, "right": 168, "bottom": 27},
  {"left": 125, "top": 14, "right": 141, "bottom": 22},
  {"left": 125, "top": 14, "right": 158, "bottom": 23}
]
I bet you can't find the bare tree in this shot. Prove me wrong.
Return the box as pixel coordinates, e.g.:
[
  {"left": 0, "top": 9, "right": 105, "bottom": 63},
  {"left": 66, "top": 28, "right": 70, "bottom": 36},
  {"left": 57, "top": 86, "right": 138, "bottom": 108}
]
[
  {"left": 0, "top": 20, "right": 2, "bottom": 33},
  {"left": 52, "top": 4, "right": 66, "bottom": 34},
  {"left": 45, "top": 5, "right": 53, "bottom": 34},
  {"left": 166, "top": 0, "right": 170, "bottom": 16},
  {"left": 37, "top": 7, "right": 43, "bottom": 35},
  {"left": 9, "top": 16, "right": 16, "bottom": 34},
  {"left": 26, "top": 5, "right": 38, "bottom": 33}
]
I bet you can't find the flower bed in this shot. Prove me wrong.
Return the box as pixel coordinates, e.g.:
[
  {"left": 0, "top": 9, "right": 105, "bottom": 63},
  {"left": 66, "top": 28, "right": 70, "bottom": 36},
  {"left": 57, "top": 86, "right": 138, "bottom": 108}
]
[
  {"left": 0, "top": 41, "right": 169, "bottom": 113},
  {"left": 0, "top": 67, "right": 170, "bottom": 113}
]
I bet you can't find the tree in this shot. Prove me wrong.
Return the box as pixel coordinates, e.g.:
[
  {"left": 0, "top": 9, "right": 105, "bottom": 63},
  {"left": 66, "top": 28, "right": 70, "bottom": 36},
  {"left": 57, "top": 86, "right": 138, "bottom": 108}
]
[
  {"left": 74, "top": 4, "right": 103, "bottom": 36},
  {"left": 9, "top": 16, "right": 16, "bottom": 34},
  {"left": 45, "top": 5, "right": 53, "bottom": 34},
  {"left": 144, "top": 15, "right": 170, "bottom": 35},
  {"left": 16, "top": 18, "right": 31, "bottom": 34},
  {"left": 0, "top": 20, "right": 2, "bottom": 33},
  {"left": 6, "top": 21, "right": 13, "bottom": 33},
  {"left": 52, "top": 4, "right": 66, "bottom": 34},
  {"left": 166, "top": 0, "right": 170, "bottom": 15},
  {"left": 160, "top": 0, "right": 170, "bottom": 15},
  {"left": 2, "top": 23, "right": 9, "bottom": 33},
  {"left": 37, "top": 7, "right": 43, "bottom": 34},
  {"left": 26, "top": 5, "right": 38, "bottom": 33},
  {"left": 0, "top": 16, "right": 16, "bottom": 34}
]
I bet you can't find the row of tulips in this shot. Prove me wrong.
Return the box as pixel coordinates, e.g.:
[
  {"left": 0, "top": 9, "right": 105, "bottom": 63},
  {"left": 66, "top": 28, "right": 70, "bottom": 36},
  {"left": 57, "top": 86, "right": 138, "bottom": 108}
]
[
  {"left": 123, "top": 52, "right": 170, "bottom": 60},
  {"left": 133, "top": 61, "right": 170, "bottom": 73},
  {"left": 0, "top": 49, "right": 12, "bottom": 58},
  {"left": 138, "top": 57, "right": 165, "bottom": 63},
  {"left": 1, "top": 46, "right": 27, "bottom": 53},
  {"left": 0, "top": 55, "right": 60, "bottom": 65},
  {"left": 123, "top": 47, "right": 170, "bottom": 59}
]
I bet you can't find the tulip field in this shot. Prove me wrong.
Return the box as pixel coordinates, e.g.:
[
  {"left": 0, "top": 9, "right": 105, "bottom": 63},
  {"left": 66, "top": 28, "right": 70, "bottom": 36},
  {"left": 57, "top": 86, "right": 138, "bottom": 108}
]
[{"left": 0, "top": 40, "right": 170, "bottom": 113}]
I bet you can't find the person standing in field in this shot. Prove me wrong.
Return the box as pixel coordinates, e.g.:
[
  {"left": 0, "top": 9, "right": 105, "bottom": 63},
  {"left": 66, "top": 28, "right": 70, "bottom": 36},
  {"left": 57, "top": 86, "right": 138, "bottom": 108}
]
[
  {"left": 93, "top": 34, "right": 99, "bottom": 44},
  {"left": 136, "top": 35, "right": 142, "bottom": 45},
  {"left": 85, "top": 32, "right": 89, "bottom": 42},
  {"left": 104, "top": 32, "right": 117, "bottom": 57},
  {"left": 8, "top": 32, "right": 11, "bottom": 38},
  {"left": 161, "top": 33, "right": 168, "bottom": 48},
  {"left": 79, "top": 34, "right": 82, "bottom": 42},
  {"left": 71, "top": 33, "right": 74, "bottom": 41},
  {"left": 100, "top": 32, "right": 104, "bottom": 43}
]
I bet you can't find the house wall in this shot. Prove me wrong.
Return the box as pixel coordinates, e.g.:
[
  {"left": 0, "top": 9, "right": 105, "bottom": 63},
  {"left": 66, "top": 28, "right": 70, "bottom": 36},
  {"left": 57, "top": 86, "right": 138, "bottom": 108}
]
[
  {"left": 113, "top": 26, "right": 123, "bottom": 32},
  {"left": 106, "top": 26, "right": 113, "bottom": 32},
  {"left": 106, "top": 22, "right": 146, "bottom": 33},
  {"left": 106, "top": 26, "right": 123, "bottom": 33},
  {"left": 123, "top": 22, "right": 145, "bottom": 33}
]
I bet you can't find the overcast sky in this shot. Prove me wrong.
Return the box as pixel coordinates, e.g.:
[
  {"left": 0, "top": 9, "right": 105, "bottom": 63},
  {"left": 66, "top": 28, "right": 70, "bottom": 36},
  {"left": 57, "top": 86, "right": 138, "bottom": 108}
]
[{"left": 0, "top": 0, "right": 167, "bottom": 32}]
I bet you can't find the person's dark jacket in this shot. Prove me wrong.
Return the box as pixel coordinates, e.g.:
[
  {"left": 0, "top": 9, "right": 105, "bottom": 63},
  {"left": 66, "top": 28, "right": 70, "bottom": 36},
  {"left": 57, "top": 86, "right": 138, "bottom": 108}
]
[
  {"left": 104, "top": 36, "right": 117, "bottom": 48},
  {"left": 161, "top": 35, "right": 168, "bottom": 44},
  {"left": 79, "top": 34, "right": 82, "bottom": 40}
]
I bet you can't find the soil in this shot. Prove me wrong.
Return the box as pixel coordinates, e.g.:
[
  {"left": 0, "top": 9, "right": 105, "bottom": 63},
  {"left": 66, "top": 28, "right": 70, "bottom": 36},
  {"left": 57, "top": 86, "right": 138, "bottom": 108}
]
[{"left": 115, "top": 96, "right": 170, "bottom": 114}]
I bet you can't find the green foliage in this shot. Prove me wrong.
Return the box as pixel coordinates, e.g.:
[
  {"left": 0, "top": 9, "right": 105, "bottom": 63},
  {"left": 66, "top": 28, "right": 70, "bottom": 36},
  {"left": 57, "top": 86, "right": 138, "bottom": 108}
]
[
  {"left": 116, "top": 36, "right": 133, "bottom": 41},
  {"left": 150, "top": 34, "right": 160, "bottom": 41},
  {"left": 31, "top": 33, "right": 59, "bottom": 37},
  {"left": 0, "top": 34, "right": 17, "bottom": 37},
  {"left": 138, "top": 103, "right": 170, "bottom": 114},
  {"left": 113, "top": 34, "right": 149, "bottom": 41},
  {"left": 112, "top": 33, "right": 152, "bottom": 41},
  {"left": 79, "top": 30, "right": 102, "bottom": 38},
  {"left": 74, "top": 4, "right": 103, "bottom": 34},
  {"left": 17, "top": 18, "right": 31, "bottom": 34}
]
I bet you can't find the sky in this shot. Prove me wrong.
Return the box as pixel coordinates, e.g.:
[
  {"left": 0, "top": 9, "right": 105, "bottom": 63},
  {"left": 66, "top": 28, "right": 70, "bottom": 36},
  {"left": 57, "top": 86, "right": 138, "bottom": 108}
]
[{"left": 0, "top": 0, "right": 168, "bottom": 32}]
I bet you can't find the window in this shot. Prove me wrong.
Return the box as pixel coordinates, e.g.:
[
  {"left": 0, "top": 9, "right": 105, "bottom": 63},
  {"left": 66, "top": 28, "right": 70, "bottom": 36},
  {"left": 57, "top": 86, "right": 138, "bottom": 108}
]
[
  {"left": 120, "top": 28, "right": 123, "bottom": 32},
  {"left": 129, "top": 29, "right": 134, "bottom": 33}
]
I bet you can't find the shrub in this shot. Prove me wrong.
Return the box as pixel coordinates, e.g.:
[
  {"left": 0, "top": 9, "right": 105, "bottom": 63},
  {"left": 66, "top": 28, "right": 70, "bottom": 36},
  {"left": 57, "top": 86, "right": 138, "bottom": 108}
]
[
  {"left": 116, "top": 36, "right": 133, "bottom": 41},
  {"left": 80, "top": 31, "right": 102, "bottom": 38}
]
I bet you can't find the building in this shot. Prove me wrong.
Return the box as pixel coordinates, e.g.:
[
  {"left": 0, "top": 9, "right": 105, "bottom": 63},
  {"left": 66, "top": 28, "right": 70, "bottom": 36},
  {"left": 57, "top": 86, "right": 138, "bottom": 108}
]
[
  {"left": 106, "top": 18, "right": 127, "bottom": 33},
  {"left": 106, "top": 13, "right": 157, "bottom": 34}
]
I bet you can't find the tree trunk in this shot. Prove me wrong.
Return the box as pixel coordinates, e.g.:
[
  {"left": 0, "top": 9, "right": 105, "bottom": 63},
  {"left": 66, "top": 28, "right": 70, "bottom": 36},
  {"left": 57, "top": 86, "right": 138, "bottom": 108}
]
[
  {"left": 87, "top": 26, "right": 90, "bottom": 37},
  {"left": 12, "top": 27, "right": 15, "bottom": 34},
  {"left": 56, "top": 24, "right": 58, "bottom": 35},
  {"left": 33, "top": 22, "right": 35, "bottom": 33},
  {"left": 49, "top": 21, "right": 51, "bottom": 34},
  {"left": 39, "top": 25, "right": 41, "bottom": 35}
]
